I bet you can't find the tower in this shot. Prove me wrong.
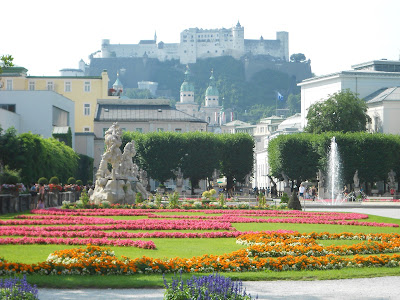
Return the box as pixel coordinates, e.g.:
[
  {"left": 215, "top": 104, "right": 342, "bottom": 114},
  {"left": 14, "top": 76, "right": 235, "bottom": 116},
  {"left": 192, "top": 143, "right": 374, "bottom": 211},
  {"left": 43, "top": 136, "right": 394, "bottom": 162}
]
[
  {"left": 201, "top": 69, "right": 222, "bottom": 130},
  {"left": 112, "top": 72, "right": 123, "bottom": 96},
  {"left": 232, "top": 21, "right": 245, "bottom": 59},
  {"left": 175, "top": 65, "right": 199, "bottom": 117}
]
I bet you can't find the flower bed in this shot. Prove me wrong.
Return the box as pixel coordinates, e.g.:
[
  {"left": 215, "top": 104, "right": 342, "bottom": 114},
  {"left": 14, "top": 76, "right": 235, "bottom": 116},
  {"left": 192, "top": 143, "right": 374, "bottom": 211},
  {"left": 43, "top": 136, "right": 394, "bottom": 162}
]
[{"left": 1, "top": 231, "right": 400, "bottom": 276}]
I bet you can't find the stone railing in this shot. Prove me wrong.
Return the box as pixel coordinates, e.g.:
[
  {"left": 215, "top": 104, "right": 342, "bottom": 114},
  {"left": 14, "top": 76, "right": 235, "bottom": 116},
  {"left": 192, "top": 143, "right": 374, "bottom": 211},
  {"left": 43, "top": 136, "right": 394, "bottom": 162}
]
[{"left": 0, "top": 191, "right": 81, "bottom": 214}]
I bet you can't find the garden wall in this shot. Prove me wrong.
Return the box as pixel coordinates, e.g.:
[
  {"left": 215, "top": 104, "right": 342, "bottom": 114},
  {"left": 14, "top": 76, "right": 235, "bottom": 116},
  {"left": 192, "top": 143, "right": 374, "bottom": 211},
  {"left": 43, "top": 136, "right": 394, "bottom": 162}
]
[{"left": 0, "top": 191, "right": 80, "bottom": 214}]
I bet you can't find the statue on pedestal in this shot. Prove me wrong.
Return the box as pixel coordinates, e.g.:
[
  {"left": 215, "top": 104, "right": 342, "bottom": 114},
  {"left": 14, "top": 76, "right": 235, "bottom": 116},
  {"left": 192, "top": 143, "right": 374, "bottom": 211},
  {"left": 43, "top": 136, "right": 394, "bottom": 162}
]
[{"left": 90, "top": 123, "right": 148, "bottom": 204}]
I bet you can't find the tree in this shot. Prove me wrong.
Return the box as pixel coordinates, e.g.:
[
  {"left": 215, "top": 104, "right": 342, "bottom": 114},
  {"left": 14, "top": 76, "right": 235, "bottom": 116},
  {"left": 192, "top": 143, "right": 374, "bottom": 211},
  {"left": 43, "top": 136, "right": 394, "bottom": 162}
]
[
  {"left": 287, "top": 93, "right": 301, "bottom": 115},
  {"left": 124, "top": 88, "right": 153, "bottom": 99},
  {"left": 179, "top": 132, "right": 220, "bottom": 194},
  {"left": 305, "top": 90, "right": 371, "bottom": 134},
  {"left": 219, "top": 133, "right": 254, "bottom": 191},
  {"left": 290, "top": 53, "right": 306, "bottom": 63},
  {"left": 0, "top": 55, "right": 14, "bottom": 74}
]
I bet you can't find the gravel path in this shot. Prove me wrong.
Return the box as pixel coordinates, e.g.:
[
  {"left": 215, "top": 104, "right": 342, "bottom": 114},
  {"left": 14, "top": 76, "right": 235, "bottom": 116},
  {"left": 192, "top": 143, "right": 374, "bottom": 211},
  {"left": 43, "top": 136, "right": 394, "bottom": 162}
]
[{"left": 38, "top": 206, "right": 400, "bottom": 299}]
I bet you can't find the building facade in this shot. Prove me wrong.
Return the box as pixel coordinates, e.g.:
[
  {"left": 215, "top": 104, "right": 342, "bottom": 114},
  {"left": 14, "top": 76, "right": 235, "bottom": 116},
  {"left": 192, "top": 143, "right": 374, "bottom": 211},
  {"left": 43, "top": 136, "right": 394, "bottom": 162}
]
[
  {"left": 299, "top": 60, "right": 400, "bottom": 129},
  {"left": 100, "top": 22, "right": 289, "bottom": 64},
  {"left": 0, "top": 66, "right": 113, "bottom": 134},
  {"left": 0, "top": 90, "right": 75, "bottom": 148}
]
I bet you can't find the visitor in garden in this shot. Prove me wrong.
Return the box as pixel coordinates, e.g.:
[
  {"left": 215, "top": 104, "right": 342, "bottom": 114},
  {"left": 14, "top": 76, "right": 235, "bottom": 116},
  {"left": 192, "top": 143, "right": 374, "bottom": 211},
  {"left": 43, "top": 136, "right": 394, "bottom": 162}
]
[
  {"left": 36, "top": 183, "right": 45, "bottom": 209},
  {"left": 299, "top": 184, "right": 305, "bottom": 199}
]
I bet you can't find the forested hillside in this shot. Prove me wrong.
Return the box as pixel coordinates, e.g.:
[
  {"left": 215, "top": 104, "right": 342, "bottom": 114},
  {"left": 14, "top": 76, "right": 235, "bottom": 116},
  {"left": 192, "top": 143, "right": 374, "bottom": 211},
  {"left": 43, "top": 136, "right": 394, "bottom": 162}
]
[{"left": 89, "top": 56, "right": 311, "bottom": 123}]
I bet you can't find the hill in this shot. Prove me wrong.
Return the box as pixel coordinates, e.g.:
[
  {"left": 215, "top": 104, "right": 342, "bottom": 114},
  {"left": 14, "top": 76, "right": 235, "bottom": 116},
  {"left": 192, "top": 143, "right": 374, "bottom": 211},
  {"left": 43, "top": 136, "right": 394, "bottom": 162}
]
[{"left": 88, "top": 55, "right": 312, "bottom": 123}]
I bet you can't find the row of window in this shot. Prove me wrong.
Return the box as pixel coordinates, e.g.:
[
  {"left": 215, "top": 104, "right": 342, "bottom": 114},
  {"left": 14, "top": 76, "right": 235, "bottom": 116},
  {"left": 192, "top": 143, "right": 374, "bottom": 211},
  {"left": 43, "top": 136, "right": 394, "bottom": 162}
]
[
  {"left": 4, "top": 80, "right": 91, "bottom": 92},
  {"left": 101, "top": 127, "right": 183, "bottom": 136}
]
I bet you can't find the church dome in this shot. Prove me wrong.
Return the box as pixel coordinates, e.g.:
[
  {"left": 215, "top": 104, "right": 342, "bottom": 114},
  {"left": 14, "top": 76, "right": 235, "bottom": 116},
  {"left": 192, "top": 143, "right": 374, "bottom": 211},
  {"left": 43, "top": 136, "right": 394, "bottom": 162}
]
[
  {"left": 180, "top": 81, "right": 194, "bottom": 92},
  {"left": 180, "top": 65, "right": 194, "bottom": 92},
  {"left": 205, "top": 72, "right": 219, "bottom": 97},
  {"left": 205, "top": 85, "right": 219, "bottom": 97}
]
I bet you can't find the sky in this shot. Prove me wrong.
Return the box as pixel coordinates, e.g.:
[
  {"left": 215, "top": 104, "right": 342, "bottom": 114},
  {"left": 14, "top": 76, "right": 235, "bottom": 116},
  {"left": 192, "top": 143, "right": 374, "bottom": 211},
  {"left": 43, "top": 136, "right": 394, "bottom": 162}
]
[{"left": 2, "top": 0, "right": 400, "bottom": 77}]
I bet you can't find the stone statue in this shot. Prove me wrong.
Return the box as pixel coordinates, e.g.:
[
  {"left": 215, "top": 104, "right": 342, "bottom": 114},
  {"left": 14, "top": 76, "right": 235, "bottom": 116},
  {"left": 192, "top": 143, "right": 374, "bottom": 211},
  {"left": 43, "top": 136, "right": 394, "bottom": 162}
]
[
  {"left": 282, "top": 173, "right": 290, "bottom": 187},
  {"left": 388, "top": 169, "right": 396, "bottom": 189},
  {"left": 317, "top": 169, "right": 325, "bottom": 187},
  {"left": 353, "top": 170, "right": 360, "bottom": 188},
  {"left": 104, "top": 123, "right": 122, "bottom": 180},
  {"left": 90, "top": 123, "right": 148, "bottom": 204},
  {"left": 175, "top": 168, "right": 184, "bottom": 188},
  {"left": 118, "top": 141, "right": 137, "bottom": 179}
]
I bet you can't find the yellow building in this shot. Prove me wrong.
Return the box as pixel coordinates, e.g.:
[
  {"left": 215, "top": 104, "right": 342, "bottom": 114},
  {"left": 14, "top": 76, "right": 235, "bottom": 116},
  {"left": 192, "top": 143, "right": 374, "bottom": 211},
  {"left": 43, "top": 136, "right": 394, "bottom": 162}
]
[{"left": 0, "top": 66, "right": 114, "bottom": 133}]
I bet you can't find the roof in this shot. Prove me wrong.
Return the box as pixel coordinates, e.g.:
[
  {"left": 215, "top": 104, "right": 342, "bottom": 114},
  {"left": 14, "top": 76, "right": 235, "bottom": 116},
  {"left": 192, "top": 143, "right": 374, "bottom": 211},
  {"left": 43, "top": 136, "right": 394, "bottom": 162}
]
[
  {"left": 364, "top": 87, "right": 400, "bottom": 104},
  {"left": 180, "top": 81, "right": 194, "bottom": 92},
  {"left": 95, "top": 100, "right": 206, "bottom": 123},
  {"left": 223, "top": 120, "right": 250, "bottom": 127}
]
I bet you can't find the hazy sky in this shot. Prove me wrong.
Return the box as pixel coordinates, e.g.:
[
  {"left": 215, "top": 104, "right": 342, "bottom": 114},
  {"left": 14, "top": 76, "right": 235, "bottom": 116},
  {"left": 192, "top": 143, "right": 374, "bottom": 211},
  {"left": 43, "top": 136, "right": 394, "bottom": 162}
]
[{"left": 3, "top": 0, "right": 400, "bottom": 77}]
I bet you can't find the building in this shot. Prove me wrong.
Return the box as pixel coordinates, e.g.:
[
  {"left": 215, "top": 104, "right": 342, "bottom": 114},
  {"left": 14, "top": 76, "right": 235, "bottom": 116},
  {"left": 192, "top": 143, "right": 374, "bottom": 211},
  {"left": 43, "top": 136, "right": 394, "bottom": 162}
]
[
  {"left": 0, "top": 65, "right": 115, "bottom": 157},
  {"left": 0, "top": 90, "right": 75, "bottom": 148},
  {"left": 175, "top": 66, "right": 230, "bottom": 132},
  {"left": 100, "top": 22, "right": 289, "bottom": 64},
  {"left": 299, "top": 60, "right": 400, "bottom": 129},
  {"left": 364, "top": 87, "right": 400, "bottom": 134},
  {"left": 93, "top": 98, "right": 207, "bottom": 169}
]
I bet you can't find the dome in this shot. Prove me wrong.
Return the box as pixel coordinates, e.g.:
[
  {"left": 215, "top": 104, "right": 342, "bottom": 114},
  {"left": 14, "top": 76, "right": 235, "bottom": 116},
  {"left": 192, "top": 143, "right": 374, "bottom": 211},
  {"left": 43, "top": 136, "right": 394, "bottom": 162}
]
[
  {"left": 180, "top": 81, "right": 194, "bottom": 92},
  {"left": 205, "top": 85, "right": 219, "bottom": 97}
]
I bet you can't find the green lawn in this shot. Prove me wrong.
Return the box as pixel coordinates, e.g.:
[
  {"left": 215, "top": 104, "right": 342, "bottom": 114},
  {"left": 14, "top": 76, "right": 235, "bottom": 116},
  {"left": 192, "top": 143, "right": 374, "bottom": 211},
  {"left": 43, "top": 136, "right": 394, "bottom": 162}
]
[{"left": 0, "top": 210, "right": 399, "bottom": 288}]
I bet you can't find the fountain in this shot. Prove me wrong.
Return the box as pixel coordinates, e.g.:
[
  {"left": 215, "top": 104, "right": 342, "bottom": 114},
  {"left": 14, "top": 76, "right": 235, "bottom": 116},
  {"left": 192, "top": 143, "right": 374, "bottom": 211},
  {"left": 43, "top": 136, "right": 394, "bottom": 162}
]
[{"left": 318, "top": 137, "right": 346, "bottom": 205}]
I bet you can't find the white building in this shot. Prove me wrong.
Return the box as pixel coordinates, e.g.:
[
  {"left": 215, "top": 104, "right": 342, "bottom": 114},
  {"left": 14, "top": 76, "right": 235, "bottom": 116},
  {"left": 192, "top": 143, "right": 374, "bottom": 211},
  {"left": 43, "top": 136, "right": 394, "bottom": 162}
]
[
  {"left": 299, "top": 60, "right": 400, "bottom": 129},
  {"left": 100, "top": 22, "right": 289, "bottom": 65},
  {"left": 0, "top": 90, "right": 75, "bottom": 148}
]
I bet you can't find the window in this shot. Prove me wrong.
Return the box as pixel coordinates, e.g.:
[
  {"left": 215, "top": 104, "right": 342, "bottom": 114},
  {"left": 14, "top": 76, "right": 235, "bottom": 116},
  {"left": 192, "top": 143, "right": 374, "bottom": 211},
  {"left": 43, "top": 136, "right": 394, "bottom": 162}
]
[
  {"left": 0, "top": 104, "right": 16, "bottom": 112},
  {"left": 65, "top": 81, "right": 71, "bottom": 92},
  {"left": 47, "top": 81, "right": 54, "bottom": 91},
  {"left": 28, "top": 81, "right": 35, "bottom": 91},
  {"left": 136, "top": 128, "right": 143, "bottom": 133},
  {"left": 84, "top": 103, "right": 90, "bottom": 116},
  {"left": 52, "top": 106, "right": 69, "bottom": 126},
  {"left": 83, "top": 127, "right": 90, "bottom": 132},
  {"left": 84, "top": 81, "right": 91, "bottom": 92},
  {"left": 6, "top": 80, "right": 12, "bottom": 90}
]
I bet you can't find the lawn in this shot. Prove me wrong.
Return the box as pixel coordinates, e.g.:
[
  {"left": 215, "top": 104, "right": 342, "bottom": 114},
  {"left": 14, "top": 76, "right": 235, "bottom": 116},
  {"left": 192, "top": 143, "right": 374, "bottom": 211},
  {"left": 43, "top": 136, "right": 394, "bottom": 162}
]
[{"left": 0, "top": 208, "right": 399, "bottom": 288}]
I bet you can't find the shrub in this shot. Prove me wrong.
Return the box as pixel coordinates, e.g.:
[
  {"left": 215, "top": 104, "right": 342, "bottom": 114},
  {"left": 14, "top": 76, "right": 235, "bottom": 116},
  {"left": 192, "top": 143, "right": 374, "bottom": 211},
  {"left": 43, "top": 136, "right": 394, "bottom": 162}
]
[
  {"left": 38, "top": 177, "right": 48, "bottom": 185},
  {"left": 0, "top": 275, "right": 39, "bottom": 299},
  {"left": 136, "top": 192, "right": 143, "bottom": 203},
  {"left": 49, "top": 176, "right": 59, "bottom": 184},
  {"left": 0, "top": 167, "right": 20, "bottom": 185},
  {"left": 163, "top": 272, "right": 254, "bottom": 300},
  {"left": 288, "top": 191, "right": 302, "bottom": 210},
  {"left": 155, "top": 193, "right": 162, "bottom": 207},
  {"left": 218, "top": 193, "right": 226, "bottom": 206},
  {"left": 280, "top": 192, "right": 290, "bottom": 204},
  {"left": 67, "top": 177, "right": 76, "bottom": 184},
  {"left": 258, "top": 192, "right": 266, "bottom": 207},
  {"left": 168, "top": 192, "right": 180, "bottom": 208},
  {"left": 76, "top": 179, "right": 83, "bottom": 186},
  {"left": 79, "top": 189, "right": 90, "bottom": 207}
]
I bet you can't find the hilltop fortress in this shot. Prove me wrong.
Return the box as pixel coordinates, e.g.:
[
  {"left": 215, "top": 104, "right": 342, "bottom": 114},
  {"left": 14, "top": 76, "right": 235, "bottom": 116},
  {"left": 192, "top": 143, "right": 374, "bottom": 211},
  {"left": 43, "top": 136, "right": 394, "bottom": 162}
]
[{"left": 100, "top": 21, "right": 289, "bottom": 64}]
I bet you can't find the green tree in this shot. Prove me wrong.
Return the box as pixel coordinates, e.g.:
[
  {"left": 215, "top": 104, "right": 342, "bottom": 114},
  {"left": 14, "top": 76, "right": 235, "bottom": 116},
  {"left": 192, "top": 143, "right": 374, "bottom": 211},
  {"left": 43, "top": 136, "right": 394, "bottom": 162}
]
[
  {"left": 0, "top": 55, "right": 14, "bottom": 74},
  {"left": 135, "top": 132, "right": 183, "bottom": 185},
  {"left": 305, "top": 90, "right": 371, "bottom": 134},
  {"left": 124, "top": 88, "right": 153, "bottom": 99},
  {"left": 287, "top": 93, "right": 301, "bottom": 115},
  {"left": 290, "top": 53, "right": 306, "bottom": 62},
  {"left": 219, "top": 133, "right": 254, "bottom": 191},
  {"left": 179, "top": 132, "right": 220, "bottom": 193}
]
